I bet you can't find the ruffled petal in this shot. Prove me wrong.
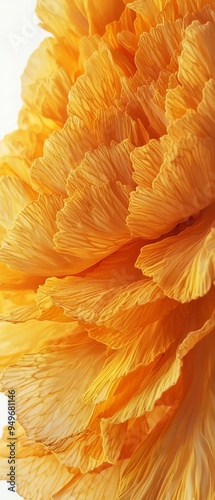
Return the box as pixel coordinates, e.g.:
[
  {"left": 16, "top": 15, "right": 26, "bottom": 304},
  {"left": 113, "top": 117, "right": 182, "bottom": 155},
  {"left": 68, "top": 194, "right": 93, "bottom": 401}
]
[
  {"left": 83, "top": 304, "right": 188, "bottom": 405},
  {"left": 135, "top": 19, "right": 182, "bottom": 85},
  {"left": 48, "top": 428, "right": 105, "bottom": 472},
  {"left": 67, "top": 139, "right": 135, "bottom": 195},
  {"left": 36, "top": 274, "right": 172, "bottom": 348},
  {"left": 130, "top": 138, "right": 164, "bottom": 188},
  {"left": 0, "top": 320, "right": 78, "bottom": 375},
  {"left": 178, "top": 20, "right": 215, "bottom": 101},
  {"left": 95, "top": 107, "right": 148, "bottom": 147},
  {"left": 36, "top": 0, "right": 124, "bottom": 42},
  {"left": 68, "top": 45, "right": 121, "bottom": 126},
  {"left": 0, "top": 155, "right": 31, "bottom": 186},
  {"left": 88, "top": 0, "right": 125, "bottom": 35},
  {"left": 128, "top": 136, "right": 215, "bottom": 239},
  {"left": 1, "top": 337, "right": 106, "bottom": 444},
  {"left": 0, "top": 423, "right": 72, "bottom": 500},
  {"left": 166, "top": 19, "right": 215, "bottom": 121},
  {"left": 118, "top": 330, "right": 215, "bottom": 500},
  {"left": 0, "top": 291, "right": 37, "bottom": 322},
  {"left": 54, "top": 181, "right": 132, "bottom": 271},
  {"left": 36, "top": 0, "right": 85, "bottom": 55},
  {"left": 31, "top": 119, "right": 98, "bottom": 196},
  {"left": 0, "top": 176, "right": 36, "bottom": 231},
  {"left": 22, "top": 37, "right": 73, "bottom": 125},
  {"left": 53, "top": 461, "right": 127, "bottom": 500},
  {"left": 98, "top": 288, "right": 215, "bottom": 425},
  {"left": 136, "top": 205, "right": 215, "bottom": 302},
  {"left": 167, "top": 78, "right": 215, "bottom": 141},
  {"left": 0, "top": 264, "right": 42, "bottom": 291},
  {"left": 0, "top": 194, "right": 77, "bottom": 275},
  {"left": 101, "top": 420, "right": 128, "bottom": 463}
]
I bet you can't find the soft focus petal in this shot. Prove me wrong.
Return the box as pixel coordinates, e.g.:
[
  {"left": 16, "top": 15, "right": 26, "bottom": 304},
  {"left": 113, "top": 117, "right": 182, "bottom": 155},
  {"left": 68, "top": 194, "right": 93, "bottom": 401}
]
[
  {"left": 0, "top": 320, "right": 79, "bottom": 375},
  {"left": 0, "top": 423, "right": 72, "bottom": 500},
  {"left": 118, "top": 331, "right": 215, "bottom": 500},
  {"left": 1, "top": 337, "right": 106, "bottom": 444}
]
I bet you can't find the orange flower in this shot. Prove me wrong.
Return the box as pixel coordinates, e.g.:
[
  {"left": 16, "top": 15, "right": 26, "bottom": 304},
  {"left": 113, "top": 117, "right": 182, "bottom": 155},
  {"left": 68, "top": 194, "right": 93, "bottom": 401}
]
[{"left": 0, "top": 0, "right": 215, "bottom": 498}]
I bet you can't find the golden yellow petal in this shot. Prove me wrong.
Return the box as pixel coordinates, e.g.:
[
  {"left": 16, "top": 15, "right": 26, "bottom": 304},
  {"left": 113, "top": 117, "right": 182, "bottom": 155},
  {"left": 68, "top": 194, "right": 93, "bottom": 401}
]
[
  {"left": 0, "top": 423, "right": 72, "bottom": 500},
  {"left": 84, "top": 304, "right": 187, "bottom": 405},
  {"left": 136, "top": 206, "right": 215, "bottom": 302},
  {"left": 128, "top": 136, "right": 215, "bottom": 239},
  {"left": 0, "top": 263, "right": 42, "bottom": 292},
  {"left": 130, "top": 138, "right": 165, "bottom": 188},
  {"left": 38, "top": 272, "right": 176, "bottom": 356},
  {"left": 36, "top": 0, "right": 83, "bottom": 55},
  {"left": 95, "top": 107, "right": 148, "bottom": 147},
  {"left": 88, "top": 0, "right": 124, "bottom": 35},
  {"left": 0, "top": 176, "right": 36, "bottom": 232},
  {"left": 0, "top": 156, "right": 31, "bottom": 186},
  {"left": 53, "top": 461, "right": 127, "bottom": 500},
  {"left": 135, "top": 19, "right": 182, "bottom": 85},
  {"left": 48, "top": 429, "right": 105, "bottom": 472},
  {"left": 54, "top": 181, "right": 132, "bottom": 271},
  {"left": 178, "top": 20, "right": 215, "bottom": 100},
  {"left": 0, "top": 194, "right": 77, "bottom": 275},
  {"left": 0, "top": 290, "right": 37, "bottom": 322},
  {"left": 22, "top": 37, "right": 73, "bottom": 126},
  {"left": 31, "top": 119, "right": 98, "bottom": 196},
  {"left": 68, "top": 45, "right": 121, "bottom": 126},
  {"left": 0, "top": 320, "right": 78, "bottom": 374},
  {"left": 1, "top": 338, "right": 106, "bottom": 444},
  {"left": 118, "top": 331, "right": 215, "bottom": 500},
  {"left": 67, "top": 139, "right": 135, "bottom": 195},
  {"left": 107, "top": 291, "right": 215, "bottom": 426},
  {"left": 168, "top": 78, "right": 215, "bottom": 141},
  {"left": 101, "top": 420, "right": 128, "bottom": 463}
]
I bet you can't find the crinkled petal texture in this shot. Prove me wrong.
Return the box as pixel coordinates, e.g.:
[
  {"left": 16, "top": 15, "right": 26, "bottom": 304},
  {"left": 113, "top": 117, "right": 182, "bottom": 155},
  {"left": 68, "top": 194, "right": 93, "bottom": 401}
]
[{"left": 1, "top": 0, "right": 215, "bottom": 499}]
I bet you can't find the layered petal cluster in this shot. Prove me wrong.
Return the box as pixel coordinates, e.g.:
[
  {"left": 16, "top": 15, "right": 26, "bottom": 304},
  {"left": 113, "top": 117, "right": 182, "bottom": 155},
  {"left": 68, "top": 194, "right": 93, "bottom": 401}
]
[{"left": 0, "top": 1, "right": 215, "bottom": 499}]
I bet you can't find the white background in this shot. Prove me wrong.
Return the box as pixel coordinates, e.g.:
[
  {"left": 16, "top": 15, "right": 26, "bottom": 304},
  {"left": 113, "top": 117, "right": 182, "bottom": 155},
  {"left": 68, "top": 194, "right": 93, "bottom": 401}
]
[
  {"left": 0, "top": 0, "right": 48, "bottom": 139},
  {"left": 0, "top": 1, "right": 47, "bottom": 497}
]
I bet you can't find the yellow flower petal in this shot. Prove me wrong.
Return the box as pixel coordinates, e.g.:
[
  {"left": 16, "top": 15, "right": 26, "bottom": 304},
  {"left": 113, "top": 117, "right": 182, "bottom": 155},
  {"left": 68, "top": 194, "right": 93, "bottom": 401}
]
[
  {"left": 31, "top": 119, "right": 98, "bottom": 196},
  {"left": 118, "top": 331, "right": 215, "bottom": 500},
  {"left": 68, "top": 45, "right": 121, "bottom": 126},
  {"left": 0, "top": 155, "right": 31, "bottom": 186},
  {"left": 1, "top": 337, "right": 106, "bottom": 444},
  {"left": 0, "top": 423, "right": 72, "bottom": 500},
  {"left": 136, "top": 205, "right": 215, "bottom": 302},
  {"left": 37, "top": 274, "right": 170, "bottom": 345},
  {"left": 130, "top": 138, "right": 164, "bottom": 188},
  {"left": 135, "top": 19, "right": 182, "bottom": 85},
  {"left": 49, "top": 428, "right": 105, "bottom": 472},
  {"left": 168, "top": 77, "right": 215, "bottom": 141},
  {"left": 1, "top": 0, "right": 215, "bottom": 496},
  {"left": 54, "top": 181, "right": 132, "bottom": 271},
  {"left": 22, "top": 37, "right": 73, "bottom": 126},
  {"left": 128, "top": 136, "right": 215, "bottom": 239},
  {"left": 84, "top": 304, "right": 187, "bottom": 405},
  {"left": 101, "top": 420, "right": 128, "bottom": 463},
  {"left": 0, "top": 320, "right": 78, "bottom": 374},
  {"left": 53, "top": 461, "right": 127, "bottom": 500},
  {"left": 0, "top": 290, "right": 37, "bottom": 322},
  {"left": 107, "top": 290, "right": 215, "bottom": 425},
  {"left": 0, "top": 175, "right": 36, "bottom": 231},
  {"left": 0, "top": 194, "right": 76, "bottom": 275},
  {"left": 67, "top": 139, "right": 135, "bottom": 195},
  {"left": 178, "top": 20, "right": 215, "bottom": 100}
]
